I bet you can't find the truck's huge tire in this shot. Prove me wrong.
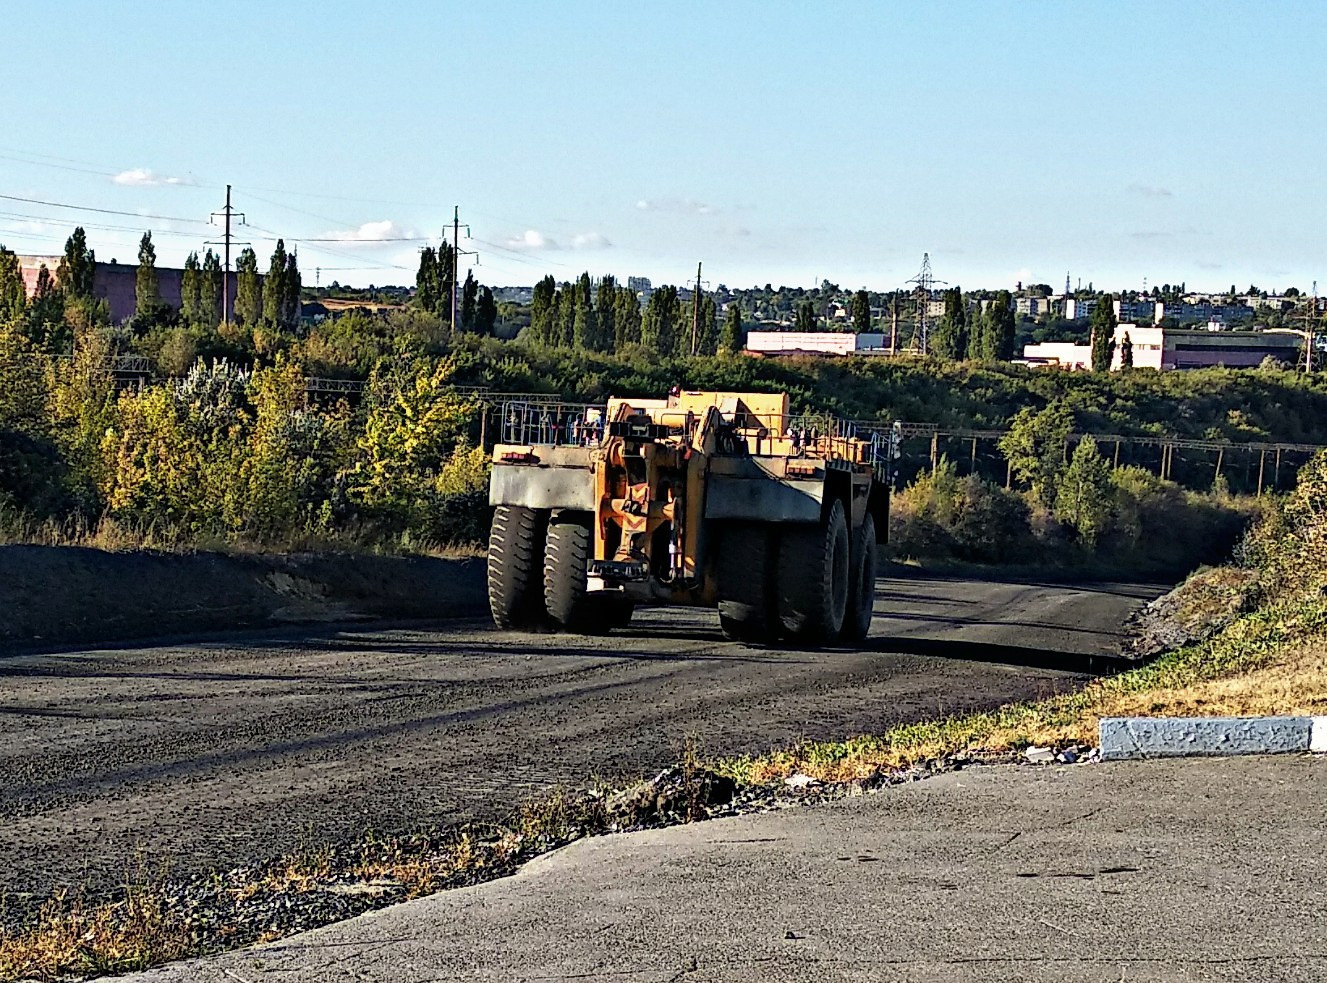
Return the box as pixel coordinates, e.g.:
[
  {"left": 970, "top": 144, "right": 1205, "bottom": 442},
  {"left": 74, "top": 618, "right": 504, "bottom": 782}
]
[
  {"left": 544, "top": 514, "right": 592, "bottom": 631},
  {"left": 488, "top": 505, "right": 548, "bottom": 628},
  {"left": 841, "top": 511, "right": 877, "bottom": 645},
  {"left": 777, "top": 498, "right": 850, "bottom": 645},
  {"left": 715, "top": 522, "right": 779, "bottom": 643}
]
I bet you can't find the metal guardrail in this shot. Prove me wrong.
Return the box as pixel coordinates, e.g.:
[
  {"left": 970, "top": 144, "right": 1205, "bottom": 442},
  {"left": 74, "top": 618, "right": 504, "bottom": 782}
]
[{"left": 499, "top": 400, "right": 607, "bottom": 447}]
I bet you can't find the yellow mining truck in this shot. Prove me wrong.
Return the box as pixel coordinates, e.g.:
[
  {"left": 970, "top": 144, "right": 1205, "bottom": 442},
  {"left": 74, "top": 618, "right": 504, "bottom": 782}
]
[{"left": 486, "top": 391, "right": 895, "bottom": 645}]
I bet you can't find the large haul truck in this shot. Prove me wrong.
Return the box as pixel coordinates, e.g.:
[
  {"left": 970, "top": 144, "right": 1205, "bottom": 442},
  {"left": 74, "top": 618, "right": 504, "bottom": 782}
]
[{"left": 486, "top": 390, "right": 895, "bottom": 646}]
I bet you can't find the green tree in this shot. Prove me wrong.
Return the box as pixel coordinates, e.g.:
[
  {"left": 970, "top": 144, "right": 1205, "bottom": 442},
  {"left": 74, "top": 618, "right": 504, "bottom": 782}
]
[
  {"left": 695, "top": 295, "right": 718, "bottom": 356},
  {"left": 529, "top": 275, "right": 556, "bottom": 344},
  {"left": 438, "top": 241, "right": 456, "bottom": 329},
  {"left": 200, "top": 250, "right": 223, "bottom": 328},
  {"left": 235, "top": 248, "right": 262, "bottom": 327},
  {"left": 1054, "top": 435, "right": 1113, "bottom": 547},
  {"left": 415, "top": 247, "right": 440, "bottom": 314},
  {"left": 556, "top": 283, "right": 575, "bottom": 347},
  {"left": 1120, "top": 331, "right": 1134, "bottom": 370},
  {"left": 1090, "top": 296, "right": 1116, "bottom": 372},
  {"left": 0, "top": 247, "right": 26, "bottom": 323},
  {"left": 614, "top": 285, "right": 641, "bottom": 348},
  {"left": 57, "top": 227, "right": 96, "bottom": 300},
  {"left": 719, "top": 302, "right": 742, "bottom": 355},
  {"left": 475, "top": 286, "right": 497, "bottom": 337},
  {"left": 931, "top": 287, "right": 968, "bottom": 360},
  {"left": 794, "top": 300, "right": 816, "bottom": 332},
  {"left": 596, "top": 275, "right": 617, "bottom": 352},
  {"left": 135, "top": 232, "right": 160, "bottom": 317},
  {"left": 641, "top": 285, "right": 679, "bottom": 355},
  {"left": 998, "top": 400, "right": 1074, "bottom": 507},
  {"left": 851, "top": 289, "right": 871, "bottom": 333},
  {"left": 282, "top": 250, "right": 302, "bottom": 331},
  {"left": 461, "top": 271, "right": 478, "bottom": 333},
  {"left": 262, "top": 240, "right": 289, "bottom": 329},
  {"left": 28, "top": 264, "right": 66, "bottom": 350},
  {"left": 989, "top": 290, "right": 1016, "bottom": 360},
  {"left": 180, "top": 252, "right": 201, "bottom": 326}
]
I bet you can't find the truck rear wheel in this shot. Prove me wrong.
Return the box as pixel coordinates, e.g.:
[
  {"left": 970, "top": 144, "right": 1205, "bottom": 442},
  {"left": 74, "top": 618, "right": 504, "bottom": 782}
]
[
  {"left": 777, "top": 498, "right": 850, "bottom": 645},
  {"left": 841, "top": 512, "right": 877, "bottom": 645},
  {"left": 544, "top": 514, "right": 592, "bottom": 631},
  {"left": 715, "top": 522, "right": 779, "bottom": 643},
  {"left": 488, "top": 505, "right": 548, "bottom": 628}
]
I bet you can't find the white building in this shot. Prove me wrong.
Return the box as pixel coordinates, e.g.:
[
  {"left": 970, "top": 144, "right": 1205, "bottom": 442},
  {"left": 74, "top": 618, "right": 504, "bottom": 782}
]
[{"left": 745, "top": 332, "right": 888, "bottom": 356}]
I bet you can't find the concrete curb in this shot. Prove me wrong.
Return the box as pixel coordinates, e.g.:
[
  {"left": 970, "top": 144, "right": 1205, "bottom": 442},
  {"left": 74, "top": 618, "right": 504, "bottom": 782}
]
[{"left": 1100, "top": 715, "right": 1327, "bottom": 761}]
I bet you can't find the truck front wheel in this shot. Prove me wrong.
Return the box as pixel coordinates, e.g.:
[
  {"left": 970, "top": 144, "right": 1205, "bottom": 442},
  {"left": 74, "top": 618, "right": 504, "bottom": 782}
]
[
  {"left": 777, "top": 498, "right": 850, "bottom": 645},
  {"left": 544, "top": 514, "right": 592, "bottom": 631}
]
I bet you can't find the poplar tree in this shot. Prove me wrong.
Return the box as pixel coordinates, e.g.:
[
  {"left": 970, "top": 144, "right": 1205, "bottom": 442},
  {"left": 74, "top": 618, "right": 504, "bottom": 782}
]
[
  {"left": 851, "top": 289, "right": 871, "bottom": 333},
  {"left": 235, "top": 248, "right": 262, "bottom": 326},
  {"left": 696, "top": 295, "right": 718, "bottom": 356},
  {"left": 415, "top": 247, "right": 440, "bottom": 314},
  {"left": 1090, "top": 296, "right": 1117, "bottom": 372},
  {"left": 596, "top": 274, "right": 617, "bottom": 352},
  {"left": 283, "top": 250, "right": 301, "bottom": 330},
  {"left": 438, "top": 241, "right": 456, "bottom": 325},
  {"left": 57, "top": 227, "right": 96, "bottom": 299},
  {"left": 530, "top": 275, "right": 557, "bottom": 344},
  {"left": 931, "top": 287, "right": 968, "bottom": 360},
  {"left": 614, "top": 285, "right": 641, "bottom": 348},
  {"left": 476, "top": 286, "right": 497, "bottom": 336},
  {"left": 719, "top": 302, "right": 742, "bottom": 355},
  {"left": 0, "top": 247, "right": 26, "bottom": 323},
  {"left": 180, "top": 252, "right": 202, "bottom": 325},
  {"left": 200, "top": 250, "right": 222, "bottom": 327},
  {"left": 641, "top": 285, "right": 679, "bottom": 355},
  {"left": 461, "top": 271, "right": 478, "bottom": 333},
  {"left": 263, "top": 240, "right": 289, "bottom": 328},
  {"left": 135, "top": 232, "right": 160, "bottom": 318},
  {"left": 794, "top": 300, "right": 816, "bottom": 332},
  {"left": 989, "top": 289, "right": 1016, "bottom": 360},
  {"left": 556, "top": 283, "right": 575, "bottom": 347}
]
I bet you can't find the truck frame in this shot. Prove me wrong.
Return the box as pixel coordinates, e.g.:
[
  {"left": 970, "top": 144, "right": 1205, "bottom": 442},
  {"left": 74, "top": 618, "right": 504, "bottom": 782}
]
[{"left": 486, "top": 390, "right": 895, "bottom": 646}]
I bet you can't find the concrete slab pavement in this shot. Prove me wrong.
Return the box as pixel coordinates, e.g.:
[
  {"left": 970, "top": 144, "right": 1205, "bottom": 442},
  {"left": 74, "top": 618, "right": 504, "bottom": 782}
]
[{"left": 115, "top": 756, "right": 1327, "bottom": 983}]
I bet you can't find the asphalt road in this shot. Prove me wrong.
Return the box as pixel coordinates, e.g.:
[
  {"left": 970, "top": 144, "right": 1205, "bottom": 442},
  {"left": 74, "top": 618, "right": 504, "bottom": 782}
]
[
  {"left": 116, "top": 756, "right": 1327, "bottom": 983},
  {"left": 0, "top": 570, "right": 1160, "bottom": 902}
]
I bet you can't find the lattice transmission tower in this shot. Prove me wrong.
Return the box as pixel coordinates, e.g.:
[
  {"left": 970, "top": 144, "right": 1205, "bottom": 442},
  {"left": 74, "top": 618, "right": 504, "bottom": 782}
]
[{"left": 904, "top": 253, "right": 946, "bottom": 355}]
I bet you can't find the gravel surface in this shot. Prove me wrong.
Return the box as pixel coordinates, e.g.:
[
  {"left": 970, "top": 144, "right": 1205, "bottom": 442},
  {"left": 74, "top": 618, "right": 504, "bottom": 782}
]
[{"left": 0, "top": 570, "right": 1160, "bottom": 913}]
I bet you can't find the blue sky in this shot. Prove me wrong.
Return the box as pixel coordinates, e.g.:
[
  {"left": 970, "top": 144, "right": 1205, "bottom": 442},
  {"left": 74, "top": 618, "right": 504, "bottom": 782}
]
[{"left": 3, "top": 1, "right": 1324, "bottom": 293}]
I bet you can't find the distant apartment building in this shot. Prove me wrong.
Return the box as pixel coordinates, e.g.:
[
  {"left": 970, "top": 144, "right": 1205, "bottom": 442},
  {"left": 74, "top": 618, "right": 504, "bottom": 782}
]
[
  {"left": 1061, "top": 297, "right": 1097, "bottom": 321},
  {"left": 626, "top": 276, "right": 652, "bottom": 293},
  {"left": 1015, "top": 296, "right": 1055, "bottom": 318},
  {"left": 1112, "top": 299, "right": 1253, "bottom": 327},
  {"left": 1022, "top": 323, "right": 1302, "bottom": 371},
  {"left": 17, "top": 254, "right": 239, "bottom": 324}
]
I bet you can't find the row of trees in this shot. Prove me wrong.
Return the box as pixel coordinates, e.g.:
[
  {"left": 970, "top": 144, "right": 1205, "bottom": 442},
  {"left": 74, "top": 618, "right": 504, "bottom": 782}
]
[
  {"left": 524, "top": 274, "right": 742, "bottom": 357},
  {"left": 929, "top": 288, "right": 1017, "bottom": 361},
  {"left": 414, "top": 245, "right": 499, "bottom": 335}
]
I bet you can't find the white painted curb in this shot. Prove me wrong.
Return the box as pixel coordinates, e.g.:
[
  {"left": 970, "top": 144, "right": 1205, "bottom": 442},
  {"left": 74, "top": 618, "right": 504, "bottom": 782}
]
[{"left": 1100, "top": 716, "right": 1327, "bottom": 761}]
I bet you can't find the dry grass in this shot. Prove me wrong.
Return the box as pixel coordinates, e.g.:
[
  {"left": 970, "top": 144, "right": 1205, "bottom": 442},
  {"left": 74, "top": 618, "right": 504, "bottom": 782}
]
[
  {"left": 0, "top": 510, "right": 484, "bottom": 559},
  {"left": 0, "top": 884, "right": 191, "bottom": 982},
  {"left": 726, "top": 605, "right": 1327, "bottom": 787}
]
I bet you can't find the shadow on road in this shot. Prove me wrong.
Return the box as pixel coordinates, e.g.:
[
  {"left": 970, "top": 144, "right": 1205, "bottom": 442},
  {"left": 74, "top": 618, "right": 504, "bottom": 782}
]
[{"left": 862, "top": 635, "right": 1130, "bottom": 676}]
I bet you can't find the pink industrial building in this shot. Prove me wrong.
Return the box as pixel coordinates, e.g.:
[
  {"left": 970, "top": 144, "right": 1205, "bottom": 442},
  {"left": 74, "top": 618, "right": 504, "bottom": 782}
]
[{"left": 17, "top": 255, "right": 239, "bottom": 324}]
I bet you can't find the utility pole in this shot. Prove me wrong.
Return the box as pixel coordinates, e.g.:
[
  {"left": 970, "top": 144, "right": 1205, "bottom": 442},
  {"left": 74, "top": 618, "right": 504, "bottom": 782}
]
[
  {"left": 208, "top": 185, "right": 246, "bottom": 325},
  {"left": 890, "top": 292, "right": 899, "bottom": 356},
  {"left": 1302, "top": 280, "right": 1319, "bottom": 373},
  {"left": 689, "top": 262, "right": 704, "bottom": 355},
  {"left": 447, "top": 206, "right": 478, "bottom": 337}
]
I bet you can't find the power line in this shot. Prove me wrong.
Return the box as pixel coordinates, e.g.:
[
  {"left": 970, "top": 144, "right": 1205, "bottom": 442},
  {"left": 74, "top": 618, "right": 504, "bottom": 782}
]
[{"left": 0, "top": 193, "right": 210, "bottom": 226}]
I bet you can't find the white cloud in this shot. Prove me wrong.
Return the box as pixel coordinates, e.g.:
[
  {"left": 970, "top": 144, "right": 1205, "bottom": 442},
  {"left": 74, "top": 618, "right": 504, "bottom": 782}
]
[
  {"left": 635, "top": 197, "right": 717, "bottom": 216},
  {"left": 506, "top": 229, "right": 558, "bottom": 250},
  {"left": 325, "top": 220, "right": 415, "bottom": 243},
  {"left": 571, "top": 232, "right": 611, "bottom": 250},
  {"left": 112, "top": 168, "right": 194, "bottom": 187},
  {"left": 1127, "top": 183, "right": 1173, "bottom": 198}
]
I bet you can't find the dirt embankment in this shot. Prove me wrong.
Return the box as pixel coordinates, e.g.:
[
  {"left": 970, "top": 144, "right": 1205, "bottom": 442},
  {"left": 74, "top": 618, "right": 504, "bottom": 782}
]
[{"left": 0, "top": 545, "right": 487, "bottom": 648}]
